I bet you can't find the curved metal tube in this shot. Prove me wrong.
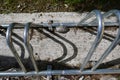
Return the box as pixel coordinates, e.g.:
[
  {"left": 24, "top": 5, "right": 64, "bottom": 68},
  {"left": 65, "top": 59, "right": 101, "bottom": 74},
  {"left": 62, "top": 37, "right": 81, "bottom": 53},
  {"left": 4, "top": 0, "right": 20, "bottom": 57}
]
[
  {"left": 80, "top": 10, "right": 104, "bottom": 71},
  {"left": 6, "top": 23, "right": 27, "bottom": 72},
  {"left": 92, "top": 10, "right": 120, "bottom": 71},
  {"left": 24, "top": 22, "right": 39, "bottom": 72}
]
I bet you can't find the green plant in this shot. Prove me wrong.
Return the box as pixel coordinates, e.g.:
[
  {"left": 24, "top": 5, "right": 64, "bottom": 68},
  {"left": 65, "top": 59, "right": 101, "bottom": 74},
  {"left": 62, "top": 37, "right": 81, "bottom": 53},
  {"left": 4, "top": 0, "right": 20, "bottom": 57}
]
[
  {"left": 64, "top": 0, "right": 85, "bottom": 5},
  {"left": 3, "top": 0, "right": 15, "bottom": 5}
]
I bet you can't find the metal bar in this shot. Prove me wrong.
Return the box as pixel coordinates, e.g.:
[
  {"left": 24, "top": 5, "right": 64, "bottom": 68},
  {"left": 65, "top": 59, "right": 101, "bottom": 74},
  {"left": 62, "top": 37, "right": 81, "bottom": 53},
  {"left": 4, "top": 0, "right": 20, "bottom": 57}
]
[
  {"left": 92, "top": 10, "right": 120, "bottom": 71},
  {"left": 24, "top": 22, "right": 39, "bottom": 72},
  {"left": 90, "top": 10, "right": 119, "bottom": 26},
  {"left": 77, "top": 11, "right": 97, "bottom": 26},
  {"left": 77, "top": 12, "right": 95, "bottom": 25},
  {"left": 6, "top": 23, "right": 27, "bottom": 72},
  {"left": 0, "top": 69, "right": 120, "bottom": 76},
  {"left": 90, "top": 10, "right": 119, "bottom": 25},
  {"left": 80, "top": 10, "right": 104, "bottom": 71},
  {"left": 47, "top": 65, "right": 52, "bottom": 80},
  {"left": 0, "top": 22, "right": 119, "bottom": 28}
]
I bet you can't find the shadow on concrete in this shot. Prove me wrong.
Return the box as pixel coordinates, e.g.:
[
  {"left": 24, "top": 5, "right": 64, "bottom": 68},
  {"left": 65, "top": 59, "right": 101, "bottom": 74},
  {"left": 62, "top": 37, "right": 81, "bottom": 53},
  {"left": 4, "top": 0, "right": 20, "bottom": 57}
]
[
  {"left": 0, "top": 28, "right": 25, "bottom": 59},
  {"left": 82, "top": 27, "right": 119, "bottom": 45},
  {"left": 0, "top": 27, "right": 120, "bottom": 71},
  {"left": 82, "top": 26, "right": 120, "bottom": 69},
  {"left": 0, "top": 27, "right": 78, "bottom": 71},
  {"left": 36, "top": 28, "right": 68, "bottom": 63},
  {"left": 0, "top": 55, "right": 77, "bottom": 71},
  {"left": 43, "top": 28, "right": 78, "bottom": 63}
]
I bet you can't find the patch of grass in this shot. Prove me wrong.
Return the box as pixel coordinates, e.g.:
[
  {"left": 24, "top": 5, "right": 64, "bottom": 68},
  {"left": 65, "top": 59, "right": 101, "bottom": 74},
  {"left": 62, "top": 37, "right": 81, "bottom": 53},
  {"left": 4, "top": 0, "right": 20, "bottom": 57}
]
[
  {"left": 64, "top": 0, "right": 85, "bottom": 5},
  {"left": 0, "top": 0, "right": 119, "bottom": 13}
]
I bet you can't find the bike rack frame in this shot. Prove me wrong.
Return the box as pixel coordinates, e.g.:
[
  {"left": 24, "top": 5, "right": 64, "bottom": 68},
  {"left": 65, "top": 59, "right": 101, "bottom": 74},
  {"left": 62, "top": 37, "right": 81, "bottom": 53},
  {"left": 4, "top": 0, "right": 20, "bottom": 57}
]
[{"left": 0, "top": 9, "right": 120, "bottom": 76}]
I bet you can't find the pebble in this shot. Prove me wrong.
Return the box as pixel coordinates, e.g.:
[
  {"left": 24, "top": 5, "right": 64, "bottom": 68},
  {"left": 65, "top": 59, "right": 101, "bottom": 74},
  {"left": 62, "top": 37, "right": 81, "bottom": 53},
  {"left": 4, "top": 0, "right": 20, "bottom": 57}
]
[
  {"left": 79, "top": 76, "right": 84, "bottom": 80},
  {"left": 55, "top": 26, "right": 70, "bottom": 33},
  {"left": 100, "top": 75, "right": 117, "bottom": 80}
]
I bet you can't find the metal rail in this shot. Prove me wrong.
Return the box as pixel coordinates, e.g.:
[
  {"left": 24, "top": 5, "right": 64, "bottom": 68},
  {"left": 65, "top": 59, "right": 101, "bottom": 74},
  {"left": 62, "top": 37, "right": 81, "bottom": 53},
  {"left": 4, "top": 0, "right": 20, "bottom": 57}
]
[
  {"left": 1, "top": 69, "right": 120, "bottom": 76},
  {"left": 1, "top": 22, "right": 119, "bottom": 28},
  {"left": 6, "top": 23, "right": 27, "bottom": 72},
  {"left": 1, "top": 9, "right": 120, "bottom": 76},
  {"left": 92, "top": 10, "right": 120, "bottom": 71},
  {"left": 79, "top": 10, "right": 104, "bottom": 71},
  {"left": 24, "top": 22, "right": 39, "bottom": 72}
]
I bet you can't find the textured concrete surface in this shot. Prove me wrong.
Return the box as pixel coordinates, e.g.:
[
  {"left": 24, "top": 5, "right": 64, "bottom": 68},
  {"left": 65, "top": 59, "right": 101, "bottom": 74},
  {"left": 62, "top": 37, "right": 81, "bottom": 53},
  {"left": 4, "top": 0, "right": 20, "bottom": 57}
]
[{"left": 0, "top": 12, "right": 119, "bottom": 68}]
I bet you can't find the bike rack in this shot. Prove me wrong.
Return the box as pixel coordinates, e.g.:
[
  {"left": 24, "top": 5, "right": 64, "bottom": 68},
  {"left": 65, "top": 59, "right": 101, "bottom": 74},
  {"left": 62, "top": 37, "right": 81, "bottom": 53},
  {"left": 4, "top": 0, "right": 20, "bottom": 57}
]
[{"left": 0, "top": 9, "right": 119, "bottom": 76}]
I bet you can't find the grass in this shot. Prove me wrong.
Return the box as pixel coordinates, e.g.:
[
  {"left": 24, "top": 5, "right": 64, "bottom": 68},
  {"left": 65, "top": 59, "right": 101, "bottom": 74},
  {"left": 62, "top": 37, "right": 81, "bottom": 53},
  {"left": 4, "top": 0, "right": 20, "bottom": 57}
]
[
  {"left": 0, "top": 0, "right": 119, "bottom": 13},
  {"left": 64, "top": 0, "right": 85, "bottom": 4}
]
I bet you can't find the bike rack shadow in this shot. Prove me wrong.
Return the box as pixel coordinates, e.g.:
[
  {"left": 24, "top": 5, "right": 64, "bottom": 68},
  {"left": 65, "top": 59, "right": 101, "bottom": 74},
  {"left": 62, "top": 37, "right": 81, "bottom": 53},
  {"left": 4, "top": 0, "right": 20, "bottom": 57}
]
[
  {"left": 0, "top": 55, "right": 78, "bottom": 71},
  {"left": 36, "top": 28, "right": 78, "bottom": 63},
  {"left": 0, "top": 28, "right": 25, "bottom": 59},
  {"left": 0, "top": 27, "right": 78, "bottom": 71},
  {"left": 82, "top": 27, "right": 119, "bottom": 45},
  {"left": 1, "top": 26, "right": 120, "bottom": 70},
  {"left": 1, "top": 26, "right": 120, "bottom": 71},
  {"left": 82, "top": 26, "right": 120, "bottom": 69}
]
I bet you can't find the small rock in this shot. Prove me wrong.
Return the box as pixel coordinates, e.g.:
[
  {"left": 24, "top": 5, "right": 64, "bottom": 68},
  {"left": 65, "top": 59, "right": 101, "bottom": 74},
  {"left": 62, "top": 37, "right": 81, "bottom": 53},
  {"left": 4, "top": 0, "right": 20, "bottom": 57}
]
[
  {"left": 100, "top": 75, "right": 117, "bottom": 80},
  {"left": 79, "top": 76, "right": 84, "bottom": 80},
  {"left": 64, "top": 4, "right": 69, "bottom": 8},
  {"left": 84, "top": 76, "right": 91, "bottom": 80},
  {"left": 55, "top": 26, "right": 70, "bottom": 33},
  {"left": 17, "top": 4, "right": 21, "bottom": 8},
  {"left": 59, "top": 76, "right": 69, "bottom": 80}
]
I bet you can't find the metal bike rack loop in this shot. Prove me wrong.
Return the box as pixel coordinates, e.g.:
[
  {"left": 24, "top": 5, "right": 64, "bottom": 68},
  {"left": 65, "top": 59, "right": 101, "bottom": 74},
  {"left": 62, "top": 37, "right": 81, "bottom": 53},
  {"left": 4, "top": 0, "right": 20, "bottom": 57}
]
[
  {"left": 24, "top": 22, "right": 39, "bottom": 72},
  {"left": 92, "top": 10, "right": 120, "bottom": 71},
  {"left": 6, "top": 23, "right": 27, "bottom": 73},
  {"left": 79, "top": 10, "right": 104, "bottom": 71}
]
